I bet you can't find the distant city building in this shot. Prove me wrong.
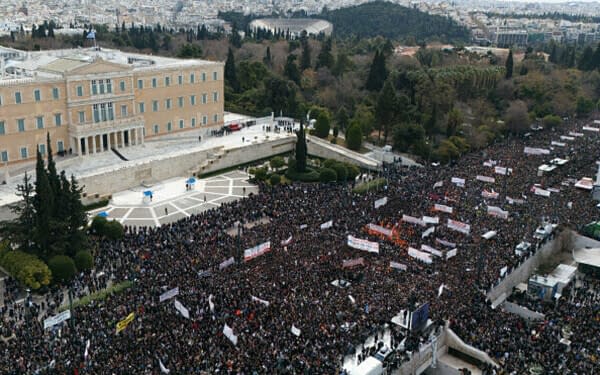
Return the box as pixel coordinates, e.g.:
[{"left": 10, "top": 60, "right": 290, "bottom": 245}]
[
  {"left": 491, "top": 28, "right": 528, "bottom": 47},
  {"left": 249, "top": 18, "right": 333, "bottom": 39},
  {"left": 0, "top": 46, "right": 223, "bottom": 165}
]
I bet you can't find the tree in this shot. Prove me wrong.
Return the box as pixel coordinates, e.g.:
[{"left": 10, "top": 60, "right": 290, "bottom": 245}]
[
  {"left": 346, "top": 124, "right": 363, "bottom": 151},
  {"left": 295, "top": 120, "right": 308, "bottom": 172},
  {"left": 34, "top": 150, "right": 53, "bottom": 259},
  {"left": 576, "top": 96, "right": 594, "bottom": 117},
  {"left": 542, "top": 114, "right": 562, "bottom": 129},
  {"left": 263, "top": 46, "right": 272, "bottom": 66},
  {"left": 74, "top": 250, "right": 94, "bottom": 271},
  {"left": 446, "top": 108, "right": 463, "bottom": 137},
  {"left": 300, "top": 38, "right": 311, "bottom": 70},
  {"left": 269, "top": 174, "right": 281, "bottom": 186},
  {"left": 578, "top": 46, "right": 594, "bottom": 71},
  {"left": 48, "top": 255, "right": 76, "bottom": 284},
  {"left": 284, "top": 54, "right": 301, "bottom": 85},
  {"left": 505, "top": 50, "right": 513, "bottom": 79},
  {"left": 504, "top": 100, "right": 530, "bottom": 134},
  {"left": 393, "top": 123, "right": 425, "bottom": 152},
  {"left": 336, "top": 107, "right": 349, "bottom": 130},
  {"left": 315, "top": 111, "right": 331, "bottom": 138},
  {"left": 375, "top": 80, "right": 397, "bottom": 142},
  {"left": 230, "top": 22, "right": 242, "bottom": 48},
  {"left": 366, "top": 50, "right": 388, "bottom": 91},
  {"left": 1, "top": 173, "right": 35, "bottom": 253},
  {"left": 316, "top": 38, "right": 334, "bottom": 69},
  {"left": 436, "top": 139, "right": 460, "bottom": 163},
  {"left": 319, "top": 168, "right": 337, "bottom": 183},
  {"left": 0, "top": 249, "right": 51, "bottom": 290},
  {"left": 224, "top": 48, "right": 239, "bottom": 92}
]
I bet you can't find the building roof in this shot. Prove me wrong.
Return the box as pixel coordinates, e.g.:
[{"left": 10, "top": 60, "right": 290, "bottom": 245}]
[{"left": 573, "top": 247, "right": 600, "bottom": 268}]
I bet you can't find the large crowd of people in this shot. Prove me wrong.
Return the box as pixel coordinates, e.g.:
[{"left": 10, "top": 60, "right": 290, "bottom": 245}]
[{"left": 1, "top": 116, "right": 600, "bottom": 374}]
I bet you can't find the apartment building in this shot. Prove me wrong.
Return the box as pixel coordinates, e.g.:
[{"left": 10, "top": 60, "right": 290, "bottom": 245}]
[{"left": 0, "top": 46, "right": 224, "bottom": 165}]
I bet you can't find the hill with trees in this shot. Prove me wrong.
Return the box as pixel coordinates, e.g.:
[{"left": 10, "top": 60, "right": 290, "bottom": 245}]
[{"left": 321, "top": 1, "right": 471, "bottom": 43}]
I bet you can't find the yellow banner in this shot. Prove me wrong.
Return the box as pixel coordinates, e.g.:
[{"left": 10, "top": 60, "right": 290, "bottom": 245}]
[{"left": 115, "top": 312, "right": 135, "bottom": 334}]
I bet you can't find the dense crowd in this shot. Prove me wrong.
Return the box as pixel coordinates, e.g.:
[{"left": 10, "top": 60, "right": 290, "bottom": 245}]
[{"left": 1, "top": 116, "right": 600, "bottom": 374}]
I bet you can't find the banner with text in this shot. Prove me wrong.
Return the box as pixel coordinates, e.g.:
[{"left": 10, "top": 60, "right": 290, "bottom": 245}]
[
  {"left": 374, "top": 197, "right": 388, "bottom": 209},
  {"left": 219, "top": 257, "right": 235, "bottom": 270},
  {"left": 347, "top": 235, "right": 379, "bottom": 254},
  {"left": 447, "top": 219, "right": 471, "bottom": 235},
  {"left": 481, "top": 190, "right": 499, "bottom": 199},
  {"left": 390, "top": 261, "right": 408, "bottom": 271},
  {"left": 244, "top": 241, "right": 271, "bottom": 262},
  {"left": 116, "top": 312, "right": 135, "bottom": 334},
  {"left": 446, "top": 248, "right": 458, "bottom": 260},
  {"left": 159, "top": 287, "right": 179, "bottom": 303},
  {"left": 433, "top": 204, "right": 453, "bottom": 214},
  {"left": 421, "top": 244, "right": 443, "bottom": 257},
  {"left": 366, "top": 223, "right": 392, "bottom": 238},
  {"left": 342, "top": 257, "right": 365, "bottom": 269},
  {"left": 436, "top": 238, "right": 457, "bottom": 248},
  {"left": 487, "top": 206, "right": 509, "bottom": 220},
  {"left": 44, "top": 310, "right": 71, "bottom": 330},
  {"left": 320, "top": 220, "right": 333, "bottom": 229},
  {"left": 408, "top": 247, "right": 433, "bottom": 264},
  {"left": 451, "top": 177, "right": 466, "bottom": 187},
  {"left": 476, "top": 175, "right": 495, "bottom": 183},
  {"left": 402, "top": 214, "right": 426, "bottom": 227}
]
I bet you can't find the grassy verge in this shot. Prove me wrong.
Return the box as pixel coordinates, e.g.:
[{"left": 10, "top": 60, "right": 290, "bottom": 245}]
[
  {"left": 59, "top": 280, "right": 133, "bottom": 311},
  {"left": 352, "top": 178, "right": 387, "bottom": 194},
  {"left": 84, "top": 199, "right": 109, "bottom": 212},
  {"left": 325, "top": 135, "right": 370, "bottom": 154},
  {"left": 197, "top": 151, "right": 291, "bottom": 179}
]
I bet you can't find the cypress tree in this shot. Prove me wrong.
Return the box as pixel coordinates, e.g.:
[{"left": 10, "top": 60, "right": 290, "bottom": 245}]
[
  {"left": 224, "top": 48, "right": 239, "bottom": 92},
  {"left": 46, "top": 133, "right": 60, "bottom": 204},
  {"left": 366, "top": 50, "right": 388, "bottom": 91},
  {"left": 375, "top": 80, "right": 398, "bottom": 142},
  {"left": 34, "top": 150, "right": 53, "bottom": 259},
  {"left": 300, "top": 38, "right": 311, "bottom": 71},
  {"left": 578, "top": 46, "right": 593, "bottom": 71},
  {"left": 263, "top": 46, "right": 272, "bottom": 66},
  {"left": 67, "top": 174, "right": 88, "bottom": 257},
  {"left": 505, "top": 50, "right": 513, "bottom": 79},
  {"left": 295, "top": 120, "right": 307, "bottom": 172},
  {"left": 316, "top": 38, "right": 334, "bottom": 69},
  {"left": 284, "top": 54, "right": 301, "bottom": 85}
]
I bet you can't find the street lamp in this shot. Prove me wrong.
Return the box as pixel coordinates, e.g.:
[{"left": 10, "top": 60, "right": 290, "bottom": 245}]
[{"left": 235, "top": 221, "right": 242, "bottom": 264}]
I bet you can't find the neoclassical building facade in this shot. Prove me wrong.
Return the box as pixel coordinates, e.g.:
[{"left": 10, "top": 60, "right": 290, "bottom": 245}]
[{"left": 0, "top": 46, "right": 224, "bottom": 165}]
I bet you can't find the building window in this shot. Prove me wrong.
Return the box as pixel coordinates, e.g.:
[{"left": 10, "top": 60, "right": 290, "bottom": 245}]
[
  {"left": 165, "top": 77, "right": 170, "bottom": 86},
  {"left": 120, "top": 80, "right": 126, "bottom": 92},
  {"left": 139, "top": 102, "right": 145, "bottom": 113},
  {"left": 36, "top": 116, "right": 44, "bottom": 129},
  {"left": 165, "top": 98, "right": 172, "bottom": 110},
  {"left": 54, "top": 113, "right": 62, "bottom": 126},
  {"left": 91, "top": 80, "right": 98, "bottom": 95},
  {"left": 38, "top": 144, "right": 46, "bottom": 155},
  {"left": 178, "top": 97, "right": 184, "bottom": 108},
  {"left": 93, "top": 104, "right": 100, "bottom": 123},
  {"left": 78, "top": 111, "right": 85, "bottom": 123},
  {"left": 99, "top": 79, "right": 105, "bottom": 94},
  {"left": 213, "top": 92, "right": 218, "bottom": 102},
  {"left": 106, "top": 79, "right": 112, "bottom": 93},
  {"left": 57, "top": 141, "right": 64, "bottom": 152},
  {"left": 0, "top": 121, "right": 4, "bottom": 135},
  {"left": 20, "top": 147, "right": 27, "bottom": 159},
  {"left": 179, "top": 119, "right": 184, "bottom": 129},
  {"left": 77, "top": 86, "right": 83, "bottom": 97},
  {"left": 52, "top": 87, "right": 59, "bottom": 100},
  {"left": 190, "top": 73, "right": 195, "bottom": 83},
  {"left": 152, "top": 100, "right": 158, "bottom": 112},
  {"left": 202, "top": 72, "right": 206, "bottom": 82},
  {"left": 15, "top": 92, "right": 22, "bottom": 104},
  {"left": 107, "top": 103, "right": 114, "bottom": 121},
  {"left": 190, "top": 95, "right": 196, "bottom": 105},
  {"left": 34, "top": 89, "right": 41, "bottom": 102},
  {"left": 202, "top": 115, "right": 207, "bottom": 125},
  {"left": 0, "top": 151, "right": 7, "bottom": 163},
  {"left": 154, "top": 124, "right": 159, "bottom": 134},
  {"left": 213, "top": 114, "right": 218, "bottom": 123},
  {"left": 152, "top": 78, "right": 157, "bottom": 88},
  {"left": 178, "top": 75, "right": 183, "bottom": 85},
  {"left": 191, "top": 118, "right": 196, "bottom": 128},
  {"left": 167, "top": 122, "right": 172, "bottom": 132},
  {"left": 137, "top": 79, "right": 143, "bottom": 89},
  {"left": 202, "top": 93, "right": 207, "bottom": 104},
  {"left": 121, "top": 105, "right": 127, "bottom": 117},
  {"left": 213, "top": 71, "right": 218, "bottom": 80},
  {"left": 17, "top": 119, "right": 25, "bottom": 132}
]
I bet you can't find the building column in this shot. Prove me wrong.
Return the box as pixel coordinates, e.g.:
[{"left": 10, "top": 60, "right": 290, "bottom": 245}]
[
  {"left": 131, "top": 129, "right": 136, "bottom": 146},
  {"left": 92, "top": 135, "right": 97, "bottom": 154},
  {"left": 74, "top": 137, "right": 80, "bottom": 156},
  {"left": 117, "top": 131, "right": 122, "bottom": 148},
  {"left": 107, "top": 132, "right": 111, "bottom": 150}
]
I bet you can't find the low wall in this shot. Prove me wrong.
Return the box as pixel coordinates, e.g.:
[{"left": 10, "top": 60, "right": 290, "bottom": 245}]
[
  {"left": 486, "top": 231, "right": 566, "bottom": 303},
  {"left": 444, "top": 326, "right": 498, "bottom": 368},
  {"left": 502, "top": 301, "right": 545, "bottom": 321},
  {"left": 306, "top": 136, "right": 380, "bottom": 171},
  {"left": 78, "top": 135, "right": 295, "bottom": 197}
]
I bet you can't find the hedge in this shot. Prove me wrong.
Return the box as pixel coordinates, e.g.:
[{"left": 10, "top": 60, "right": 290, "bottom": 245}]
[
  {"left": 91, "top": 216, "right": 124, "bottom": 240},
  {"left": 60, "top": 280, "right": 134, "bottom": 311},
  {"left": 319, "top": 168, "right": 338, "bottom": 183},
  {"left": 269, "top": 174, "right": 281, "bottom": 186},
  {"left": 352, "top": 178, "right": 387, "bottom": 194},
  {"left": 48, "top": 255, "right": 77, "bottom": 284},
  {"left": 0, "top": 248, "right": 51, "bottom": 290},
  {"left": 74, "top": 250, "right": 94, "bottom": 271},
  {"left": 285, "top": 167, "right": 320, "bottom": 182}
]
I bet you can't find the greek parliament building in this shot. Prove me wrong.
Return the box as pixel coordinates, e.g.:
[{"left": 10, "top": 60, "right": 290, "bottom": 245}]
[{"left": 0, "top": 45, "right": 224, "bottom": 166}]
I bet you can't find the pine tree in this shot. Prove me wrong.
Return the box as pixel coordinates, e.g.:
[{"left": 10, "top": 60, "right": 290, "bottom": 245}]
[
  {"left": 578, "top": 46, "right": 593, "bottom": 71},
  {"left": 284, "top": 54, "right": 301, "bottom": 85},
  {"left": 224, "top": 48, "right": 239, "bottom": 92},
  {"left": 549, "top": 42, "right": 557, "bottom": 64},
  {"left": 295, "top": 120, "right": 307, "bottom": 172},
  {"left": 505, "top": 50, "right": 513, "bottom": 79},
  {"left": 1, "top": 173, "right": 35, "bottom": 253},
  {"left": 300, "top": 38, "right": 311, "bottom": 71},
  {"left": 366, "top": 50, "right": 388, "bottom": 91}
]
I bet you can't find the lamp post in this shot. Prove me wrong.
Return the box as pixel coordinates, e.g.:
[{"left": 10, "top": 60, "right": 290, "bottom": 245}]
[{"left": 235, "top": 221, "right": 242, "bottom": 264}]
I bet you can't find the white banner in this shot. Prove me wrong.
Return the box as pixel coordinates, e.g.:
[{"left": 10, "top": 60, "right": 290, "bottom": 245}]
[
  {"left": 433, "top": 181, "right": 443, "bottom": 188},
  {"left": 281, "top": 236, "right": 293, "bottom": 246},
  {"left": 422, "top": 216, "right": 439, "bottom": 224},
  {"left": 551, "top": 141, "right": 566, "bottom": 147},
  {"left": 582, "top": 126, "right": 600, "bottom": 132},
  {"left": 487, "top": 206, "right": 509, "bottom": 220},
  {"left": 433, "top": 204, "right": 453, "bottom": 214},
  {"left": 343, "top": 257, "right": 365, "bottom": 268},
  {"left": 219, "top": 257, "right": 235, "bottom": 270},
  {"left": 291, "top": 325, "right": 301, "bottom": 337},
  {"left": 422, "top": 226, "right": 435, "bottom": 239},
  {"left": 568, "top": 131, "right": 584, "bottom": 137},
  {"left": 446, "top": 248, "right": 458, "bottom": 260},
  {"left": 251, "top": 295, "right": 270, "bottom": 306},
  {"left": 483, "top": 160, "right": 497, "bottom": 167},
  {"left": 223, "top": 324, "right": 238, "bottom": 345},
  {"left": 159, "top": 359, "right": 170, "bottom": 374},
  {"left": 447, "top": 219, "right": 471, "bottom": 235},
  {"left": 547, "top": 187, "right": 560, "bottom": 193},
  {"left": 534, "top": 187, "right": 551, "bottom": 197},
  {"left": 320, "top": 220, "right": 333, "bottom": 229},
  {"left": 481, "top": 190, "right": 499, "bottom": 199},
  {"left": 300, "top": 224, "right": 308, "bottom": 230},
  {"left": 43, "top": 310, "right": 71, "bottom": 330},
  {"left": 421, "top": 244, "right": 443, "bottom": 257},
  {"left": 559, "top": 135, "right": 574, "bottom": 141},
  {"left": 506, "top": 196, "right": 525, "bottom": 205},
  {"left": 390, "top": 261, "right": 408, "bottom": 271},
  {"left": 402, "top": 214, "right": 426, "bottom": 227},
  {"left": 244, "top": 241, "right": 271, "bottom": 262},
  {"left": 159, "top": 287, "right": 179, "bottom": 303},
  {"left": 494, "top": 166, "right": 507, "bottom": 175},
  {"left": 436, "top": 238, "right": 456, "bottom": 248},
  {"left": 374, "top": 197, "right": 388, "bottom": 209},
  {"left": 476, "top": 175, "right": 495, "bottom": 183},
  {"left": 524, "top": 147, "right": 550, "bottom": 155},
  {"left": 408, "top": 247, "right": 433, "bottom": 264},
  {"left": 174, "top": 299, "right": 190, "bottom": 319},
  {"left": 500, "top": 266, "right": 508, "bottom": 277},
  {"left": 451, "top": 177, "right": 465, "bottom": 187},
  {"left": 575, "top": 178, "right": 594, "bottom": 190},
  {"left": 347, "top": 235, "right": 379, "bottom": 254},
  {"left": 366, "top": 223, "right": 392, "bottom": 238},
  {"left": 208, "top": 294, "right": 215, "bottom": 313}
]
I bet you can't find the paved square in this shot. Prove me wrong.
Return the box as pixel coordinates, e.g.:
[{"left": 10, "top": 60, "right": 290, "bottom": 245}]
[{"left": 89, "top": 171, "right": 258, "bottom": 227}]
